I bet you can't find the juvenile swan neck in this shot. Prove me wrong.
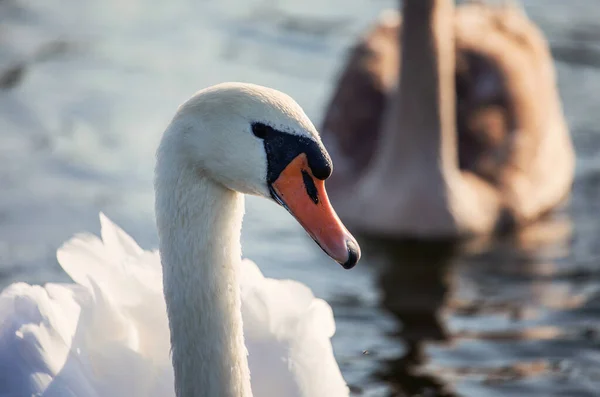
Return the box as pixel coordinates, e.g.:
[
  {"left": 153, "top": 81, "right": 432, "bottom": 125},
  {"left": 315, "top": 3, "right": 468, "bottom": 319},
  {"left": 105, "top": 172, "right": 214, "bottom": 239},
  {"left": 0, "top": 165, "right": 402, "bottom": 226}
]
[
  {"left": 384, "top": 0, "right": 458, "bottom": 171},
  {"left": 155, "top": 131, "right": 252, "bottom": 397}
]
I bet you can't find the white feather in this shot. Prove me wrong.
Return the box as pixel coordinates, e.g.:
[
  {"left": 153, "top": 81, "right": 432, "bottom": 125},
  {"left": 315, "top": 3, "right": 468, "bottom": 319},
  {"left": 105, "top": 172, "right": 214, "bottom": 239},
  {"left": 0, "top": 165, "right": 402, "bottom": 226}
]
[{"left": 0, "top": 215, "right": 348, "bottom": 397}]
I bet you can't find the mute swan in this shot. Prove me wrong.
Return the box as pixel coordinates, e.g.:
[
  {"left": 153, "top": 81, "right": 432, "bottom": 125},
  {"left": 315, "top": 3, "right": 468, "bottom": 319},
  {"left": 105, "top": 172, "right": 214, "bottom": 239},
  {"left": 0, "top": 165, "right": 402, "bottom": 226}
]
[
  {"left": 0, "top": 83, "right": 361, "bottom": 397},
  {"left": 321, "top": 0, "right": 574, "bottom": 237}
]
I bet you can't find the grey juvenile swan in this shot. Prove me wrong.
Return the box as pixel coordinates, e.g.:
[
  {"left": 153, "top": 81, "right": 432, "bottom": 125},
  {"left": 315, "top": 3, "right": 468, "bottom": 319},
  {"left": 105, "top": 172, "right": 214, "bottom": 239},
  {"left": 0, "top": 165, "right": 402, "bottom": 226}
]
[{"left": 321, "top": 0, "right": 574, "bottom": 237}]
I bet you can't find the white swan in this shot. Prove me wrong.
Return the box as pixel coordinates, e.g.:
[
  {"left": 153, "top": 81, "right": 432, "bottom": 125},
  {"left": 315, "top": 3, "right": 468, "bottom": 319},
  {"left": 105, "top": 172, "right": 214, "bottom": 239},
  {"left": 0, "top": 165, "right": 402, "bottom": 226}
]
[{"left": 0, "top": 83, "right": 361, "bottom": 397}]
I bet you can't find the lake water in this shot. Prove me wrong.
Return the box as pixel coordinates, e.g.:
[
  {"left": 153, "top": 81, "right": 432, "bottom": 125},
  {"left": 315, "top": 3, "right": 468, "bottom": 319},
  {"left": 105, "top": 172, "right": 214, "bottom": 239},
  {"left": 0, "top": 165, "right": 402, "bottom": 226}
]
[{"left": 1, "top": 0, "right": 599, "bottom": 395}]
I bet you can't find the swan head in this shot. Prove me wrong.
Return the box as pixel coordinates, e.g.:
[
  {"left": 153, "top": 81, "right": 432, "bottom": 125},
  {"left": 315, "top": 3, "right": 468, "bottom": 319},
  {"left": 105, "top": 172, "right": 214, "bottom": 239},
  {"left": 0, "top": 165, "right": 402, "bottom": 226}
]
[{"left": 162, "top": 82, "right": 360, "bottom": 269}]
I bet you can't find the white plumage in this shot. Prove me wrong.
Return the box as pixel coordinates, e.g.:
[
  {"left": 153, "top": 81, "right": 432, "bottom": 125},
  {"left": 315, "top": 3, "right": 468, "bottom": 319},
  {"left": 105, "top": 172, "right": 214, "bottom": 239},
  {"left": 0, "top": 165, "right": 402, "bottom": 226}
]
[
  {"left": 0, "top": 214, "right": 348, "bottom": 396},
  {"left": 0, "top": 83, "right": 353, "bottom": 397}
]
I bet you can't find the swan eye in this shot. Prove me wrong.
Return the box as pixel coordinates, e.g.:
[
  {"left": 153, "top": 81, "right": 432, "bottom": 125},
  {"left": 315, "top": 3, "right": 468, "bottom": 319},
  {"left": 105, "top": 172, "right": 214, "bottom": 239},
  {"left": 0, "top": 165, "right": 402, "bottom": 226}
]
[{"left": 251, "top": 122, "right": 273, "bottom": 139}]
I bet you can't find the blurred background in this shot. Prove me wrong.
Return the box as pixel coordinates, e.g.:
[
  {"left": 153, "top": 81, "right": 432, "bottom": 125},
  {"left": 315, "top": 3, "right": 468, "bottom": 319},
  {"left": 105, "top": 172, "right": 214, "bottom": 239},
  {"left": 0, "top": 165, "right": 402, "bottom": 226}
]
[{"left": 0, "top": 0, "right": 599, "bottom": 395}]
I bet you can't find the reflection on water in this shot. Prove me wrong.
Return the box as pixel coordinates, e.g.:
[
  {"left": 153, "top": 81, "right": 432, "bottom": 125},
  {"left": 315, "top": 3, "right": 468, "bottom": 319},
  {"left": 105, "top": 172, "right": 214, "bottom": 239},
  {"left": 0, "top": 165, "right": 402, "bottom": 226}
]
[
  {"left": 366, "top": 238, "right": 457, "bottom": 397},
  {"left": 360, "top": 212, "right": 600, "bottom": 396}
]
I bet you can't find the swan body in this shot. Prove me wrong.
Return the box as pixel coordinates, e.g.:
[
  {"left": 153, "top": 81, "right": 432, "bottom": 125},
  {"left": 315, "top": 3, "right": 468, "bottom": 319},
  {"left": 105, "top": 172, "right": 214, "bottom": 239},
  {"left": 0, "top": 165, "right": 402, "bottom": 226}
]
[
  {"left": 0, "top": 82, "right": 360, "bottom": 397},
  {"left": 322, "top": 0, "right": 574, "bottom": 238}
]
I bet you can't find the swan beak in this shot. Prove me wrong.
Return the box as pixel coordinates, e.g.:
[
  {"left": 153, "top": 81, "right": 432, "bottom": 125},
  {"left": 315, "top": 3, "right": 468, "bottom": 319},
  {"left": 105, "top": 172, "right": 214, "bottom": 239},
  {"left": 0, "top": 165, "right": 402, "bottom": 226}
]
[{"left": 269, "top": 153, "right": 360, "bottom": 269}]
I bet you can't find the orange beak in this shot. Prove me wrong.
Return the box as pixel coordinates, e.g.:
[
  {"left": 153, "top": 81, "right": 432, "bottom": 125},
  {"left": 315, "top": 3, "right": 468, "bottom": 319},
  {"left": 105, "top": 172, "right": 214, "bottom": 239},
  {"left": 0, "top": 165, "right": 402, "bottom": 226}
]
[{"left": 269, "top": 153, "right": 360, "bottom": 269}]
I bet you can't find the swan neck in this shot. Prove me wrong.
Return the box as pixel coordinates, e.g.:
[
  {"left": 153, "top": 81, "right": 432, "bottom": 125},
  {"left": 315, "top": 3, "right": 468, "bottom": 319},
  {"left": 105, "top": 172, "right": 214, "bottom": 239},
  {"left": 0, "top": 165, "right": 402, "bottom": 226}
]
[
  {"left": 386, "top": 0, "right": 458, "bottom": 171},
  {"left": 155, "top": 137, "right": 252, "bottom": 397}
]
